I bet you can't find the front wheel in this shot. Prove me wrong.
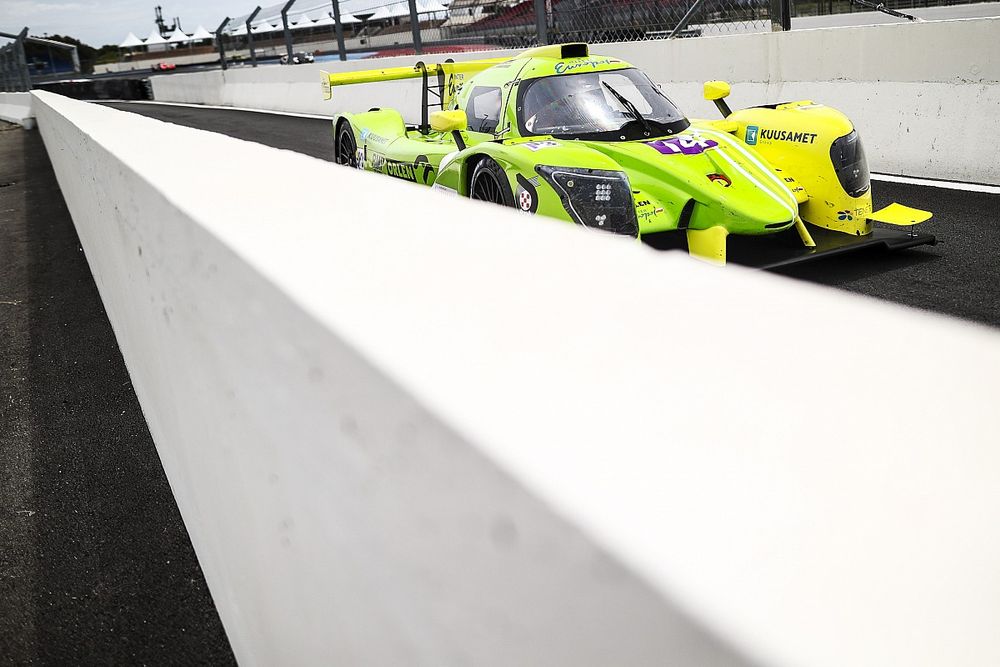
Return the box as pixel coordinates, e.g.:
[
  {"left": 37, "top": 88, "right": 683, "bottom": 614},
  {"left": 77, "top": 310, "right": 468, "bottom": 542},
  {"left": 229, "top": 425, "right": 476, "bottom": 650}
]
[
  {"left": 469, "top": 157, "right": 514, "bottom": 207},
  {"left": 335, "top": 122, "right": 357, "bottom": 168}
]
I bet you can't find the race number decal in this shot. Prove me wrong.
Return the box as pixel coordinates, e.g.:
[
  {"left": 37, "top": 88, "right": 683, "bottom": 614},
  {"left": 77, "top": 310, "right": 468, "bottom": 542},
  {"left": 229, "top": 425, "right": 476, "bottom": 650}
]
[{"left": 646, "top": 136, "right": 718, "bottom": 156}]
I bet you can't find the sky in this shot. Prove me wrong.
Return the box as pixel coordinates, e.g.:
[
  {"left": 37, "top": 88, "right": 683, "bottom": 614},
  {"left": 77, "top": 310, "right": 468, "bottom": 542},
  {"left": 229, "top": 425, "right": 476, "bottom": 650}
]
[{"left": 0, "top": 1, "right": 292, "bottom": 47}]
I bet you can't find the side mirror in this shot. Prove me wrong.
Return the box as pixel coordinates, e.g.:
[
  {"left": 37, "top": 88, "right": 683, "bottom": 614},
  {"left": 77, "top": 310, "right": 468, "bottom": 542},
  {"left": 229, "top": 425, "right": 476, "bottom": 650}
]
[
  {"left": 703, "top": 80, "right": 731, "bottom": 101},
  {"left": 430, "top": 110, "right": 467, "bottom": 133},
  {"left": 430, "top": 110, "right": 468, "bottom": 150},
  {"left": 703, "top": 80, "right": 733, "bottom": 118}
]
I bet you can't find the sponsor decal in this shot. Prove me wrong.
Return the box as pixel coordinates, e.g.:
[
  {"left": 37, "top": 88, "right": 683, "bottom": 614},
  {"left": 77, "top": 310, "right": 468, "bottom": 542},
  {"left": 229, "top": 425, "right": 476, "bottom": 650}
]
[
  {"left": 515, "top": 173, "right": 539, "bottom": 213},
  {"left": 646, "top": 135, "right": 718, "bottom": 156},
  {"left": 837, "top": 209, "right": 854, "bottom": 221},
  {"left": 522, "top": 140, "right": 558, "bottom": 151},
  {"left": 707, "top": 173, "right": 731, "bottom": 187},
  {"left": 637, "top": 207, "right": 664, "bottom": 225},
  {"left": 553, "top": 58, "right": 618, "bottom": 75},
  {"left": 745, "top": 125, "right": 759, "bottom": 145},
  {"left": 360, "top": 128, "right": 390, "bottom": 145},
  {"left": 371, "top": 153, "right": 434, "bottom": 184},
  {"left": 386, "top": 161, "right": 416, "bottom": 180},
  {"left": 756, "top": 128, "right": 819, "bottom": 144},
  {"left": 413, "top": 154, "right": 432, "bottom": 183}
]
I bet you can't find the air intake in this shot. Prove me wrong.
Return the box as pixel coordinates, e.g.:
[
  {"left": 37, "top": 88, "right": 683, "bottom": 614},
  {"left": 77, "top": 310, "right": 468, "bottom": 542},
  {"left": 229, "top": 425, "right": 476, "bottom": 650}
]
[{"left": 518, "top": 43, "right": 590, "bottom": 60}]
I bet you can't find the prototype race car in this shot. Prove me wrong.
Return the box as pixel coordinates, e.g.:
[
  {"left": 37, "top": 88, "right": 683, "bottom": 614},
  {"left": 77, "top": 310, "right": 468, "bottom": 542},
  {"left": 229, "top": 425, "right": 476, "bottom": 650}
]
[
  {"left": 321, "top": 43, "right": 934, "bottom": 266},
  {"left": 151, "top": 62, "right": 176, "bottom": 72}
]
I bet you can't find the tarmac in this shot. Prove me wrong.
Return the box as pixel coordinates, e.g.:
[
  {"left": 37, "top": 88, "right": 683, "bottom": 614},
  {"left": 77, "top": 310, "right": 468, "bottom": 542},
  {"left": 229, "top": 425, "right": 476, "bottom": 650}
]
[{"left": 0, "top": 122, "right": 235, "bottom": 664}]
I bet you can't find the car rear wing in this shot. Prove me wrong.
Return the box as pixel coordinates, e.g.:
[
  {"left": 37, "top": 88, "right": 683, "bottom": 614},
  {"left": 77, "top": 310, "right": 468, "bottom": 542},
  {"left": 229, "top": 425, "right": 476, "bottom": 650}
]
[
  {"left": 320, "top": 57, "right": 510, "bottom": 135},
  {"left": 320, "top": 57, "right": 510, "bottom": 101}
]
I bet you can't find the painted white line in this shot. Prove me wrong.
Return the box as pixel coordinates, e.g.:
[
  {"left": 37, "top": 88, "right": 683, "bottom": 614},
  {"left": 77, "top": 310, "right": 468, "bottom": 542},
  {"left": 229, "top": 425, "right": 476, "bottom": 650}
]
[
  {"left": 871, "top": 172, "right": 1000, "bottom": 194},
  {"left": 112, "top": 99, "right": 336, "bottom": 121}
]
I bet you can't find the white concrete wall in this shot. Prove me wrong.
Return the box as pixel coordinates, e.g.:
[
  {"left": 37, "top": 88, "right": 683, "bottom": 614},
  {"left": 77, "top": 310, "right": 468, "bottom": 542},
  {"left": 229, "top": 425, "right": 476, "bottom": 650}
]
[
  {"left": 150, "top": 46, "right": 522, "bottom": 114},
  {"left": 152, "top": 17, "right": 1000, "bottom": 184},
  {"left": 0, "top": 92, "right": 35, "bottom": 129},
  {"left": 33, "top": 88, "right": 1000, "bottom": 667}
]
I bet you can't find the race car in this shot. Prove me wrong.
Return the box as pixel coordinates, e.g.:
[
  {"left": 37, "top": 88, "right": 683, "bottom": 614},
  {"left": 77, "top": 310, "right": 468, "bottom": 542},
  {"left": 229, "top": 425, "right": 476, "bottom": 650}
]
[
  {"left": 321, "top": 43, "right": 933, "bottom": 266},
  {"left": 151, "top": 62, "right": 176, "bottom": 72},
  {"left": 281, "top": 51, "right": 315, "bottom": 65}
]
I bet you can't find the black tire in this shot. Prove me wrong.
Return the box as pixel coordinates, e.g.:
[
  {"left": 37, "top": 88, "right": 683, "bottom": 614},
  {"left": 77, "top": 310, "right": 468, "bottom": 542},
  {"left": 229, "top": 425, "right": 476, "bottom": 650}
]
[
  {"left": 469, "top": 157, "right": 515, "bottom": 207},
  {"left": 335, "top": 122, "right": 357, "bottom": 168}
]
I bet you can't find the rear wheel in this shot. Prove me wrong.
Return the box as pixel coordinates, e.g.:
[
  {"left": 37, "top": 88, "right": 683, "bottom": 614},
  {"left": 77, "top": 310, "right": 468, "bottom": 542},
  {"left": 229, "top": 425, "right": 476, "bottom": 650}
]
[
  {"left": 469, "top": 157, "right": 514, "bottom": 207},
  {"left": 336, "top": 122, "right": 357, "bottom": 167}
]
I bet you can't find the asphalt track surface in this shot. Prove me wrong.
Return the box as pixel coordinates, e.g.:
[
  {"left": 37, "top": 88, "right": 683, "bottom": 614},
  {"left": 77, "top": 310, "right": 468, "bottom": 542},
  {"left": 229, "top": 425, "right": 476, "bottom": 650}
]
[
  {"left": 0, "top": 124, "right": 236, "bottom": 664},
  {"left": 105, "top": 101, "right": 1000, "bottom": 329}
]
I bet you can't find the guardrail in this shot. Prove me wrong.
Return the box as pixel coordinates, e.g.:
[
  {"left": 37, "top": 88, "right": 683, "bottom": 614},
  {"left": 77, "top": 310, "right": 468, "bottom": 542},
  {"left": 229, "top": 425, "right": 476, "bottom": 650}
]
[
  {"left": 32, "top": 87, "right": 1000, "bottom": 666},
  {"left": 0, "top": 91, "right": 34, "bottom": 128},
  {"left": 151, "top": 17, "right": 1000, "bottom": 185}
]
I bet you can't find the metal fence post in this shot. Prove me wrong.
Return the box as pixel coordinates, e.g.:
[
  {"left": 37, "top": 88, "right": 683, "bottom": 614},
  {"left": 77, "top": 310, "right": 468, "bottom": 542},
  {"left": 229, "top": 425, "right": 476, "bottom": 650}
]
[
  {"left": 770, "top": 0, "right": 791, "bottom": 30},
  {"left": 14, "top": 28, "right": 31, "bottom": 91},
  {"left": 534, "top": 0, "right": 548, "bottom": 46},
  {"left": 669, "top": 0, "right": 708, "bottom": 38},
  {"left": 281, "top": 0, "right": 297, "bottom": 64},
  {"left": 216, "top": 17, "right": 231, "bottom": 70},
  {"left": 3, "top": 47, "right": 11, "bottom": 92},
  {"left": 0, "top": 48, "right": 8, "bottom": 92},
  {"left": 407, "top": 0, "right": 423, "bottom": 55},
  {"left": 247, "top": 6, "right": 262, "bottom": 68},
  {"left": 330, "top": 1, "right": 347, "bottom": 61}
]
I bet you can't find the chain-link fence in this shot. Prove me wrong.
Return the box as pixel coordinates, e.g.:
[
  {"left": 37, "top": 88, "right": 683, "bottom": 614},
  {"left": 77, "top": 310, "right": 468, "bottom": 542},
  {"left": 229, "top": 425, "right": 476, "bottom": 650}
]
[
  {"left": 196, "top": 0, "right": 988, "bottom": 65},
  {"left": 2, "top": 28, "right": 84, "bottom": 91},
  {"left": 790, "top": 0, "right": 977, "bottom": 17},
  {"left": 0, "top": 29, "right": 32, "bottom": 92},
  {"left": 209, "top": 0, "right": 783, "bottom": 66}
]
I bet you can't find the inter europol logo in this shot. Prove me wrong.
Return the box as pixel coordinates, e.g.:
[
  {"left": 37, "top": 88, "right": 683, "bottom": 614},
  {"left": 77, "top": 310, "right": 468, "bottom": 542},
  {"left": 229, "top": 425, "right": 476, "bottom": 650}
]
[{"left": 745, "top": 125, "right": 759, "bottom": 145}]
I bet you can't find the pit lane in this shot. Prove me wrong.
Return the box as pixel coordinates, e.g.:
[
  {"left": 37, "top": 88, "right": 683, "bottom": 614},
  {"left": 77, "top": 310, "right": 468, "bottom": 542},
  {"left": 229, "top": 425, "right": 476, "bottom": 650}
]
[{"left": 103, "top": 101, "right": 1000, "bottom": 329}]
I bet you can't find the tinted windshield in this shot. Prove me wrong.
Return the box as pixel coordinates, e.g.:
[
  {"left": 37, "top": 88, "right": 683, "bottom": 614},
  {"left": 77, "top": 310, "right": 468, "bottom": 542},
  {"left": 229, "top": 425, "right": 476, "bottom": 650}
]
[{"left": 518, "top": 68, "right": 688, "bottom": 139}]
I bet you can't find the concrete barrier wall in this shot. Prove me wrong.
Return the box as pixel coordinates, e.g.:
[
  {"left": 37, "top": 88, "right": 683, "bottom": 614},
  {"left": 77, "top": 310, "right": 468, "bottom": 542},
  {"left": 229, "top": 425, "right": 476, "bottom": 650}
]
[
  {"left": 0, "top": 92, "right": 35, "bottom": 129},
  {"left": 152, "top": 17, "right": 1000, "bottom": 184},
  {"left": 33, "top": 88, "right": 1000, "bottom": 666}
]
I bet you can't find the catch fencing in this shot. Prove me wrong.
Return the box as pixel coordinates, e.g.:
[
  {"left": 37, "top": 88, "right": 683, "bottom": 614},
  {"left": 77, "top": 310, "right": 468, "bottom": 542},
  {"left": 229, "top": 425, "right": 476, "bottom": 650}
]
[
  {"left": 211, "top": 0, "right": 787, "bottom": 67},
  {"left": 0, "top": 30, "right": 31, "bottom": 92},
  {"left": 1, "top": 28, "right": 83, "bottom": 91},
  {"left": 206, "top": 0, "right": 992, "bottom": 64}
]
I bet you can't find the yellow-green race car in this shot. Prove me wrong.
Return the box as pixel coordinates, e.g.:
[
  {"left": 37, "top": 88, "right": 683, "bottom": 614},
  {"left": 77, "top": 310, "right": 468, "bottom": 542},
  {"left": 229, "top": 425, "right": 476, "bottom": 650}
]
[{"left": 321, "top": 43, "right": 934, "bottom": 267}]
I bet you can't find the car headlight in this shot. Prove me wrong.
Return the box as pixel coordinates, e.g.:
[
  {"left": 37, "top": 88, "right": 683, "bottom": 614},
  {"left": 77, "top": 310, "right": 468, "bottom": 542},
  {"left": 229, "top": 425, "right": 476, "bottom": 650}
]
[
  {"left": 535, "top": 166, "right": 638, "bottom": 237},
  {"left": 830, "top": 129, "right": 870, "bottom": 198}
]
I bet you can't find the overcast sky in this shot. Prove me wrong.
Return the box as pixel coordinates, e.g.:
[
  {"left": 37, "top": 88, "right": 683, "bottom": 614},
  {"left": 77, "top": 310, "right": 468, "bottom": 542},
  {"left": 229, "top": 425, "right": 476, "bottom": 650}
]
[{"left": 0, "top": 1, "right": 289, "bottom": 47}]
